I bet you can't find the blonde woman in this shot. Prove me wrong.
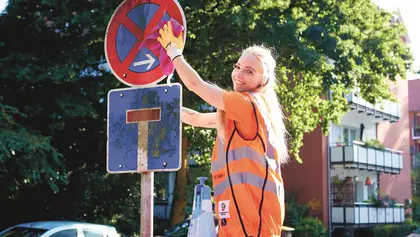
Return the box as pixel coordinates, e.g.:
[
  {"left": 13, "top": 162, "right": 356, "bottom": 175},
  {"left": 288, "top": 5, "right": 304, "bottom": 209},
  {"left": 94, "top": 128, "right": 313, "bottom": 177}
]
[{"left": 158, "top": 22, "right": 289, "bottom": 237}]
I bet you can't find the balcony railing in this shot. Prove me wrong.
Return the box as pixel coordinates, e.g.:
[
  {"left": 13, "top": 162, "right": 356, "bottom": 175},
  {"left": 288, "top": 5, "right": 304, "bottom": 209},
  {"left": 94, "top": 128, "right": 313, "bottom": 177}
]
[
  {"left": 345, "top": 92, "right": 400, "bottom": 122},
  {"left": 330, "top": 141, "right": 403, "bottom": 174},
  {"left": 332, "top": 203, "right": 405, "bottom": 226}
]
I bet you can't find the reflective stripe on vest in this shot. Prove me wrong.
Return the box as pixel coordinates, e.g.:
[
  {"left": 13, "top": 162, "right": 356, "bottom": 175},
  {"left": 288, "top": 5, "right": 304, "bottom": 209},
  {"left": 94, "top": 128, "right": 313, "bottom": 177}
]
[
  {"left": 212, "top": 138, "right": 279, "bottom": 176},
  {"left": 214, "top": 171, "right": 278, "bottom": 198}
]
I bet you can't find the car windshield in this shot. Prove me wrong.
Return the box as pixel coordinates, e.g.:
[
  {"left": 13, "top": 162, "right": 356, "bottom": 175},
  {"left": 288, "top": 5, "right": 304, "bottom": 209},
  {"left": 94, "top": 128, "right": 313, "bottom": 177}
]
[{"left": 0, "top": 227, "right": 47, "bottom": 237}]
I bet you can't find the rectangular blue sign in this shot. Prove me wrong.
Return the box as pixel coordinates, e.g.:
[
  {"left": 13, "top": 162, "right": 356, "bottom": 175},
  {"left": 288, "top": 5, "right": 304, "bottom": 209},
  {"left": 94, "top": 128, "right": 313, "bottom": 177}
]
[{"left": 107, "top": 83, "right": 182, "bottom": 173}]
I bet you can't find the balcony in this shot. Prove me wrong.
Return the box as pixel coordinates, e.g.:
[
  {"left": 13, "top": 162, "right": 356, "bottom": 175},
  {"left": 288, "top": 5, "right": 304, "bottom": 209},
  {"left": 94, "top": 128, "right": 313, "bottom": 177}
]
[
  {"left": 330, "top": 141, "right": 403, "bottom": 174},
  {"left": 332, "top": 203, "right": 405, "bottom": 226},
  {"left": 345, "top": 92, "right": 400, "bottom": 122}
]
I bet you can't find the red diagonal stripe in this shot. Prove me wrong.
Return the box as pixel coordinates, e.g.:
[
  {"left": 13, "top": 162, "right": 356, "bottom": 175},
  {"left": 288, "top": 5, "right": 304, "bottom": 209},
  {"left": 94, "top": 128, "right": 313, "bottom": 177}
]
[
  {"left": 119, "top": 14, "right": 144, "bottom": 40},
  {"left": 144, "top": 6, "right": 166, "bottom": 37}
]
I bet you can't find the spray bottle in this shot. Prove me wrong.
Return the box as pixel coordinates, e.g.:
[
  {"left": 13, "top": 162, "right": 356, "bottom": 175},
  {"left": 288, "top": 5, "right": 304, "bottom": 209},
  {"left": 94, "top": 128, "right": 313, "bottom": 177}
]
[{"left": 187, "top": 177, "right": 217, "bottom": 237}]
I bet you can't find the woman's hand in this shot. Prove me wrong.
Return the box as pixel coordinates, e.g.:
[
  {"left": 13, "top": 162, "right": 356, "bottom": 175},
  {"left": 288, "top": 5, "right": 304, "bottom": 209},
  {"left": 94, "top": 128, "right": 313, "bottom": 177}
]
[{"left": 157, "top": 21, "right": 184, "bottom": 61}]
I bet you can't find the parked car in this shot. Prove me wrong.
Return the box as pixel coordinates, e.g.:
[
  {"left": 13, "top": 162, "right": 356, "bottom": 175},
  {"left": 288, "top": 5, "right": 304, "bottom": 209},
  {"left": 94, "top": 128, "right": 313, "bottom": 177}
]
[{"left": 0, "top": 221, "right": 119, "bottom": 237}]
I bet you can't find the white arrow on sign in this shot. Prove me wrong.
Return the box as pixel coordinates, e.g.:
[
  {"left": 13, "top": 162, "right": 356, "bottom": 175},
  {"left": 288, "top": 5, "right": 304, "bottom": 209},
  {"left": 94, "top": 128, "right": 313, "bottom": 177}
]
[{"left": 133, "top": 54, "right": 155, "bottom": 70}]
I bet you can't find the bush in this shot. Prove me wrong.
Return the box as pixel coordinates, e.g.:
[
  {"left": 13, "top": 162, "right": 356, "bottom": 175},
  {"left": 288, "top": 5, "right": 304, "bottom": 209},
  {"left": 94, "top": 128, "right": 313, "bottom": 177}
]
[
  {"left": 293, "top": 217, "right": 328, "bottom": 237},
  {"left": 372, "top": 222, "right": 420, "bottom": 237},
  {"left": 364, "top": 139, "right": 385, "bottom": 150},
  {"left": 413, "top": 196, "right": 420, "bottom": 222},
  {"left": 284, "top": 195, "right": 308, "bottom": 228},
  {"left": 283, "top": 194, "right": 327, "bottom": 236},
  {"left": 413, "top": 207, "right": 420, "bottom": 222}
]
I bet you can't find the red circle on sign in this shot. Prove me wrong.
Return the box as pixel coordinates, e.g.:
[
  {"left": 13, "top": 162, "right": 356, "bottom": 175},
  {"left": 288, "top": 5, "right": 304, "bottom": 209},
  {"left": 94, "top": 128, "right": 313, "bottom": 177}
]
[{"left": 105, "top": 0, "right": 186, "bottom": 87}]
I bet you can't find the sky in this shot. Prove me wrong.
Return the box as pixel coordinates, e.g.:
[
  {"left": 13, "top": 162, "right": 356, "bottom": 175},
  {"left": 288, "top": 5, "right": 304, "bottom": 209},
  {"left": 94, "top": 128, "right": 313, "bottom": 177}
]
[
  {"left": 0, "top": 0, "right": 6, "bottom": 13},
  {"left": 0, "top": 0, "right": 418, "bottom": 72}
]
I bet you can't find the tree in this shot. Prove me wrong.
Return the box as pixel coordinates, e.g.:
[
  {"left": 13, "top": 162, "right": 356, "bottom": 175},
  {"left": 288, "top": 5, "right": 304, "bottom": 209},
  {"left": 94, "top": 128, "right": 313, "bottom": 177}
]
[
  {"left": 169, "top": 0, "right": 412, "bottom": 223},
  {"left": 0, "top": 0, "right": 144, "bottom": 233}
]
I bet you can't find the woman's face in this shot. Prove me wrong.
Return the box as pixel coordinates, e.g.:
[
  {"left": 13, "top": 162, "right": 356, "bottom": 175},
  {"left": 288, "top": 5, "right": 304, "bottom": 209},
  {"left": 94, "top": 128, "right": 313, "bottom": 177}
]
[{"left": 231, "top": 53, "right": 264, "bottom": 92}]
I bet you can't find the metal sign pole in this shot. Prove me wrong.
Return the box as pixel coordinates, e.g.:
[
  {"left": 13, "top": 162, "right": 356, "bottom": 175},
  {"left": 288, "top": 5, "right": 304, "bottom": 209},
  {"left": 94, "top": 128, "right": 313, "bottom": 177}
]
[
  {"left": 140, "top": 172, "right": 154, "bottom": 237},
  {"left": 134, "top": 103, "right": 159, "bottom": 237}
]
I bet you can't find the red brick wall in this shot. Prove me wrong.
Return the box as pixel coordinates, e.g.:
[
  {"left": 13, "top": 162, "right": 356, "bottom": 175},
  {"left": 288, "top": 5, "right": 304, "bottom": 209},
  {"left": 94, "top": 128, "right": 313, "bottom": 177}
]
[
  {"left": 377, "top": 76, "right": 412, "bottom": 205},
  {"left": 282, "top": 127, "right": 329, "bottom": 229},
  {"left": 408, "top": 79, "right": 420, "bottom": 111}
]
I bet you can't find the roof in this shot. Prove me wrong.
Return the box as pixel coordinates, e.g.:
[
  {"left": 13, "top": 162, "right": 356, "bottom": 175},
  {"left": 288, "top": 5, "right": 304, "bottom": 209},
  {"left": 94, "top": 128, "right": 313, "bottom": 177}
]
[
  {"left": 15, "top": 221, "right": 115, "bottom": 230},
  {"left": 409, "top": 79, "right": 420, "bottom": 111}
]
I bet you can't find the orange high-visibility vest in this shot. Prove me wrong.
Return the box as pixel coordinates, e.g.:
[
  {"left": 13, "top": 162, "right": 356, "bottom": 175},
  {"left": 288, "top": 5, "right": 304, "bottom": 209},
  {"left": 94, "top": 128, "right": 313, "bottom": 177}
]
[{"left": 212, "top": 92, "right": 285, "bottom": 237}]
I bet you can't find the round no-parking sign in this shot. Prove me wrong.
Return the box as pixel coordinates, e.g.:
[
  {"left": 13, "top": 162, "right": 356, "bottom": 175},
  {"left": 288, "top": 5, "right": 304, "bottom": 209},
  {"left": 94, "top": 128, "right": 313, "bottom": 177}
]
[{"left": 105, "top": 0, "right": 186, "bottom": 86}]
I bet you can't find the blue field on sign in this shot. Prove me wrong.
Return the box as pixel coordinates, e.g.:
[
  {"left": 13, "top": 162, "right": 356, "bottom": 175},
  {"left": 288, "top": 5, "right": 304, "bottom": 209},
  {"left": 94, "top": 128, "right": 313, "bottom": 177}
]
[{"left": 107, "top": 84, "right": 181, "bottom": 173}]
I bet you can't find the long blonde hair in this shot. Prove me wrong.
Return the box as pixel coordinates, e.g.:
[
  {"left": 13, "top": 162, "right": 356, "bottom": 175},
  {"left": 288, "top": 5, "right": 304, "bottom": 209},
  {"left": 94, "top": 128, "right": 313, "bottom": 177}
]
[{"left": 217, "top": 45, "right": 289, "bottom": 164}]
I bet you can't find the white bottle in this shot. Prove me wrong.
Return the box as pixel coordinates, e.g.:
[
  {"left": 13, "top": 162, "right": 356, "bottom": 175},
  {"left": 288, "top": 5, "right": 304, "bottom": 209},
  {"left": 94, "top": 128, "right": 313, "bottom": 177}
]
[{"left": 187, "top": 177, "right": 217, "bottom": 237}]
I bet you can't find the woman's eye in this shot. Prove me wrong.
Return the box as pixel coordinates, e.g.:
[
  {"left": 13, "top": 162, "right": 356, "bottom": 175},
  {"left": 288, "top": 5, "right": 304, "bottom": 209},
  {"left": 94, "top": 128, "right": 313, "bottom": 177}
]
[
  {"left": 233, "top": 64, "right": 240, "bottom": 69},
  {"left": 247, "top": 70, "right": 253, "bottom": 74}
]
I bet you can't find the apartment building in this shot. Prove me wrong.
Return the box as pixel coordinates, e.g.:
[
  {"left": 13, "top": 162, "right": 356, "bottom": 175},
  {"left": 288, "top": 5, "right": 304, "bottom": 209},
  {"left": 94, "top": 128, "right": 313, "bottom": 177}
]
[{"left": 282, "top": 76, "right": 411, "bottom": 236}]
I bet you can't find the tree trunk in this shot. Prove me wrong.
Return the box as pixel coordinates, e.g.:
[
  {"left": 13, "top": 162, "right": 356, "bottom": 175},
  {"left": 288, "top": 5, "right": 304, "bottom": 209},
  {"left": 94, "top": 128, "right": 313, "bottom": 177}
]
[{"left": 169, "top": 133, "right": 189, "bottom": 226}]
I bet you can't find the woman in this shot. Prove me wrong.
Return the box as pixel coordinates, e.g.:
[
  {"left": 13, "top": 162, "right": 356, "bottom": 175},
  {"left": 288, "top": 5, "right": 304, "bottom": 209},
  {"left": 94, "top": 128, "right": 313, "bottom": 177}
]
[{"left": 158, "top": 22, "right": 289, "bottom": 237}]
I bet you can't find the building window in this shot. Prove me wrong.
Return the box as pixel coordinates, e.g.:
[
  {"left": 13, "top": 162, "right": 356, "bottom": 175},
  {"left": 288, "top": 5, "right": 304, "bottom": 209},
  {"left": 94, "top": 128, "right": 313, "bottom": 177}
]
[
  {"left": 343, "top": 127, "right": 356, "bottom": 145},
  {"left": 331, "top": 125, "right": 357, "bottom": 146},
  {"left": 367, "top": 183, "right": 376, "bottom": 199},
  {"left": 414, "top": 114, "right": 420, "bottom": 137},
  {"left": 331, "top": 124, "right": 342, "bottom": 145},
  {"left": 413, "top": 149, "right": 420, "bottom": 167}
]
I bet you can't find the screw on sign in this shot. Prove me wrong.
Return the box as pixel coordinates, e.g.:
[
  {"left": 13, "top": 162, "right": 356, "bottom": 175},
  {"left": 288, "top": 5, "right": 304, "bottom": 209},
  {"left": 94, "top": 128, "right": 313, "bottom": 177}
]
[{"left": 105, "top": 0, "right": 186, "bottom": 87}]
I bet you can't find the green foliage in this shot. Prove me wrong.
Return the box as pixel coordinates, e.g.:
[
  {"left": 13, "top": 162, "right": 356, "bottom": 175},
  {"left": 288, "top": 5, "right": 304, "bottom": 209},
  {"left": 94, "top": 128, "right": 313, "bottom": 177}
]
[
  {"left": 179, "top": 0, "right": 412, "bottom": 162},
  {"left": 0, "top": 96, "right": 68, "bottom": 198},
  {"left": 364, "top": 139, "right": 386, "bottom": 150},
  {"left": 372, "top": 222, "right": 420, "bottom": 237},
  {"left": 284, "top": 195, "right": 308, "bottom": 228},
  {"left": 0, "top": 0, "right": 124, "bottom": 231},
  {"left": 72, "top": 171, "right": 141, "bottom": 235},
  {"left": 365, "top": 194, "right": 398, "bottom": 208},
  {"left": 284, "top": 194, "right": 327, "bottom": 237},
  {"left": 411, "top": 155, "right": 420, "bottom": 221},
  {"left": 412, "top": 196, "right": 420, "bottom": 222},
  {"left": 293, "top": 217, "right": 328, "bottom": 237},
  {"left": 184, "top": 126, "right": 216, "bottom": 169}
]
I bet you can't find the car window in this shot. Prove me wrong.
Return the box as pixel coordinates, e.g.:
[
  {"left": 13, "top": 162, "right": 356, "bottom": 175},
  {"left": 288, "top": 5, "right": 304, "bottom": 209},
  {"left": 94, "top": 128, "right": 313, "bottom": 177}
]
[
  {"left": 0, "top": 227, "right": 47, "bottom": 237},
  {"left": 49, "top": 229, "right": 77, "bottom": 237},
  {"left": 82, "top": 230, "right": 103, "bottom": 237}
]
